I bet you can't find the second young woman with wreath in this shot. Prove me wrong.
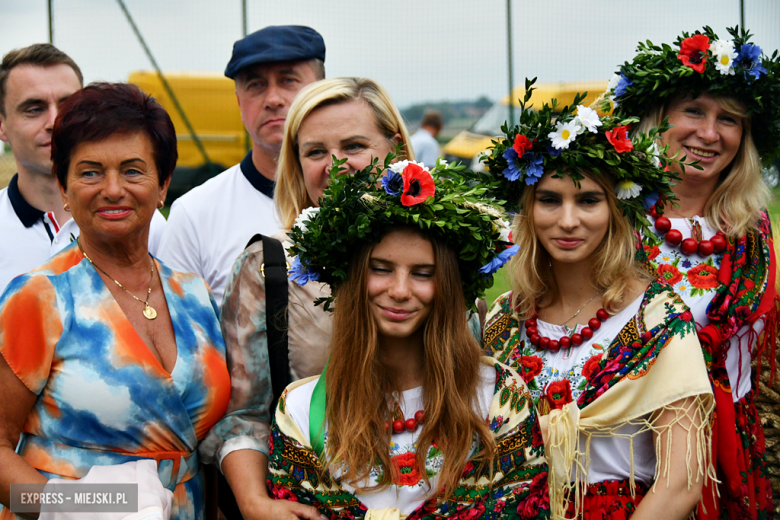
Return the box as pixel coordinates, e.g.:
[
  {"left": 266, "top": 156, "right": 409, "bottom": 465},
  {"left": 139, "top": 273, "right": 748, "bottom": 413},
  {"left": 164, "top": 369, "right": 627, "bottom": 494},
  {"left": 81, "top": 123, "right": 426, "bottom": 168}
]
[{"left": 482, "top": 82, "right": 714, "bottom": 519}]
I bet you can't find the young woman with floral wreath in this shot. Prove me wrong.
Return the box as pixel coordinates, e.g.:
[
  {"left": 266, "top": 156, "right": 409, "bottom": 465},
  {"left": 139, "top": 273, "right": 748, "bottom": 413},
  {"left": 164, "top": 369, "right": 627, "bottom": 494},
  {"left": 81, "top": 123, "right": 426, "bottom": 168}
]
[
  {"left": 605, "top": 26, "right": 780, "bottom": 519},
  {"left": 481, "top": 81, "right": 715, "bottom": 519},
  {"left": 266, "top": 156, "right": 550, "bottom": 519}
]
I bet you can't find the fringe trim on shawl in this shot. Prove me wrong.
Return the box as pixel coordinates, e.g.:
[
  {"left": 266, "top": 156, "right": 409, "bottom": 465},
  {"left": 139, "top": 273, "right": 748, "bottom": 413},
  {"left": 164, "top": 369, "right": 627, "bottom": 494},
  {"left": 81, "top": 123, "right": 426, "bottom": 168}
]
[
  {"left": 755, "top": 294, "right": 779, "bottom": 390},
  {"left": 546, "top": 395, "right": 715, "bottom": 519}
]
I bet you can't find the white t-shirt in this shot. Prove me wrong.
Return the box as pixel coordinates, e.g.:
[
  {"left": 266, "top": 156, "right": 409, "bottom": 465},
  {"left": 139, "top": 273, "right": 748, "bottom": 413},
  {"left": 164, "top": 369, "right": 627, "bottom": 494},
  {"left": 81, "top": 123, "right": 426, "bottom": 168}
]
[
  {"left": 284, "top": 364, "right": 495, "bottom": 515},
  {"left": 156, "top": 153, "right": 281, "bottom": 304},
  {"left": 0, "top": 175, "right": 166, "bottom": 294},
  {"left": 409, "top": 128, "right": 441, "bottom": 168},
  {"left": 643, "top": 216, "right": 761, "bottom": 401},
  {"left": 516, "top": 293, "right": 656, "bottom": 486}
]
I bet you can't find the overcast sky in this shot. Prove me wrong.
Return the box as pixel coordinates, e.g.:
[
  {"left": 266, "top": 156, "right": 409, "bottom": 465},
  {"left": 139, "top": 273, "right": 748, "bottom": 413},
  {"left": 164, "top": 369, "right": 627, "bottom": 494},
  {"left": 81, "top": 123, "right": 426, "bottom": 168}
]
[{"left": 1, "top": 0, "right": 779, "bottom": 109}]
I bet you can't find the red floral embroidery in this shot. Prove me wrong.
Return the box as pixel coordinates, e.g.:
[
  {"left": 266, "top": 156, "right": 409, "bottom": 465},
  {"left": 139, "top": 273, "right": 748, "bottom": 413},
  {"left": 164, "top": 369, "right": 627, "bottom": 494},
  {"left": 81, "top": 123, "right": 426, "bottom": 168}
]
[
  {"left": 687, "top": 263, "right": 718, "bottom": 289},
  {"left": 605, "top": 125, "right": 634, "bottom": 153},
  {"left": 269, "top": 483, "right": 299, "bottom": 502},
  {"left": 582, "top": 354, "right": 603, "bottom": 384},
  {"left": 678, "top": 34, "right": 710, "bottom": 73},
  {"left": 456, "top": 503, "right": 485, "bottom": 520},
  {"left": 657, "top": 264, "right": 683, "bottom": 285},
  {"left": 517, "top": 473, "right": 550, "bottom": 519},
  {"left": 400, "top": 163, "right": 435, "bottom": 206},
  {"left": 643, "top": 244, "right": 660, "bottom": 260},
  {"left": 513, "top": 134, "right": 533, "bottom": 155},
  {"left": 391, "top": 451, "right": 422, "bottom": 486},
  {"left": 545, "top": 380, "right": 573, "bottom": 410},
  {"left": 679, "top": 310, "right": 693, "bottom": 323},
  {"left": 518, "top": 355, "right": 543, "bottom": 383}
]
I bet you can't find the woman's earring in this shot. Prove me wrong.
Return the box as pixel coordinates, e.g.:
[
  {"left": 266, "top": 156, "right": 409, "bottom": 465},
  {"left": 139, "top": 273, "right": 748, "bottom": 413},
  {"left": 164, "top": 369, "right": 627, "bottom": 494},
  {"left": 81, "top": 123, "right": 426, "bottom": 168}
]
[
  {"left": 158, "top": 200, "right": 164, "bottom": 209},
  {"left": 63, "top": 203, "right": 70, "bottom": 212}
]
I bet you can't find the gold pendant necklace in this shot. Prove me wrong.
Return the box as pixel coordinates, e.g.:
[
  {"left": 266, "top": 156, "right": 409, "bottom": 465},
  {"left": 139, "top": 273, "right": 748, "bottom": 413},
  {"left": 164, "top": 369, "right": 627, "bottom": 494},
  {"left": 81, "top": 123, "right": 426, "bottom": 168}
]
[{"left": 78, "top": 239, "right": 157, "bottom": 320}]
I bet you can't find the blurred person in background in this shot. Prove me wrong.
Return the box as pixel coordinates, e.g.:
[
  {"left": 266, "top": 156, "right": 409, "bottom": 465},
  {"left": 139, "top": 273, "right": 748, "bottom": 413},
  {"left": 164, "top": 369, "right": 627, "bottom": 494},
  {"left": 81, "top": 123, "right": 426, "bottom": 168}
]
[
  {"left": 199, "top": 77, "right": 415, "bottom": 520},
  {"left": 606, "top": 27, "right": 780, "bottom": 519},
  {"left": 409, "top": 110, "right": 442, "bottom": 167},
  {"left": 0, "top": 43, "right": 166, "bottom": 294},
  {"left": 0, "top": 83, "right": 230, "bottom": 520},
  {"left": 158, "top": 25, "right": 325, "bottom": 305}
]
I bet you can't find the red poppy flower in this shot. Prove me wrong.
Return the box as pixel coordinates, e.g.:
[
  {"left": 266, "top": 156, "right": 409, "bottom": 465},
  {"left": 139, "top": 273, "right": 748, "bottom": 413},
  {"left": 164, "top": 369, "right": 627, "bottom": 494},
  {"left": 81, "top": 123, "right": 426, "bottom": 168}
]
[
  {"left": 643, "top": 245, "right": 660, "bottom": 260},
  {"left": 400, "top": 163, "right": 436, "bottom": 206},
  {"left": 391, "top": 451, "right": 422, "bottom": 486},
  {"left": 678, "top": 34, "right": 710, "bottom": 73},
  {"left": 657, "top": 264, "right": 683, "bottom": 285},
  {"left": 545, "top": 380, "right": 573, "bottom": 410},
  {"left": 513, "top": 134, "right": 533, "bottom": 155},
  {"left": 687, "top": 263, "right": 718, "bottom": 289},
  {"left": 605, "top": 125, "right": 634, "bottom": 153},
  {"left": 582, "top": 354, "right": 603, "bottom": 384},
  {"left": 518, "top": 355, "right": 543, "bottom": 383}
]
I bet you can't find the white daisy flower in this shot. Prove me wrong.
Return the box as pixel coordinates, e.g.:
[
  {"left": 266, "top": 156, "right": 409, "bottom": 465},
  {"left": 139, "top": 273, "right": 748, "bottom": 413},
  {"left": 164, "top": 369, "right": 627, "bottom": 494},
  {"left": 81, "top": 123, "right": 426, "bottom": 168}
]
[
  {"left": 574, "top": 105, "right": 603, "bottom": 133},
  {"left": 549, "top": 120, "right": 582, "bottom": 149},
  {"left": 710, "top": 39, "right": 738, "bottom": 75},
  {"left": 499, "top": 225, "right": 511, "bottom": 242},
  {"left": 293, "top": 207, "right": 320, "bottom": 232},
  {"left": 615, "top": 180, "right": 643, "bottom": 200},
  {"left": 648, "top": 142, "right": 661, "bottom": 167},
  {"left": 388, "top": 159, "right": 429, "bottom": 174}
]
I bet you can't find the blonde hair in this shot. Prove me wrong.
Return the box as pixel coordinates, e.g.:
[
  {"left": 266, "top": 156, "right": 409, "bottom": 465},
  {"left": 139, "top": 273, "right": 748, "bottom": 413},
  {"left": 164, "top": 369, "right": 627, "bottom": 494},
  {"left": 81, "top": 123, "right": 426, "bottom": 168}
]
[
  {"left": 509, "top": 171, "right": 651, "bottom": 319},
  {"left": 636, "top": 96, "right": 769, "bottom": 237},
  {"left": 275, "top": 77, "right": 414, "bottom": 229},
  {"left": 325, "top": 230, "right": 494, "bottom": 498}
]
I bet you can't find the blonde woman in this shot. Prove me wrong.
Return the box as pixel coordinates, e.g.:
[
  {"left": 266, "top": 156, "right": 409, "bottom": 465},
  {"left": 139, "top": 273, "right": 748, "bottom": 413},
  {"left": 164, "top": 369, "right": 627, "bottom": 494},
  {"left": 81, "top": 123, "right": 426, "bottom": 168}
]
[
  {"left": 199, "top": 78, "right": 413, "bottom": 520},
  {"left": 606, "top": 27, "right": 780, "bottom": 519},
  {"left": 482, "top": 83, "right": 714, "bottom": 519}
]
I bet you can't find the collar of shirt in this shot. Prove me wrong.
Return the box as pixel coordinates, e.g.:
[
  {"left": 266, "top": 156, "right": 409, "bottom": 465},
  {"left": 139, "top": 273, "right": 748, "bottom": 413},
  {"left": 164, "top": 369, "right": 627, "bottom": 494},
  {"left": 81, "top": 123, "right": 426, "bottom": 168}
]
[
  {"left": 240, "top": 151, "right": 275, "bottom": 199},
  {"left": 7, "top": 174, "right": 44, "bottom": 228}
]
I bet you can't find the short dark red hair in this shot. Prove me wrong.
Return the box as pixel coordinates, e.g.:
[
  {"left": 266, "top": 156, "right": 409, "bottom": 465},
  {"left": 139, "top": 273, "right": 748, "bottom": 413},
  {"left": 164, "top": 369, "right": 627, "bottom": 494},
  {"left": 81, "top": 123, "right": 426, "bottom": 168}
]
[{"left": 52, "top": 82, "right": 177, "bottom": 188}]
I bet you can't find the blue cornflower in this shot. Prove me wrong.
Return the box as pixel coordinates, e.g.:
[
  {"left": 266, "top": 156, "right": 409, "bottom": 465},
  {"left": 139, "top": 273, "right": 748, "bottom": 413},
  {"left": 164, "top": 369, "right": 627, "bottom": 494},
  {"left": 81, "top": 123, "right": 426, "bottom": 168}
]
[
  {"left": 502, "top": 147, "right": 522, "bottom": 181},
  {"left": 381, "top": 171, "right": 403, "bottom": 196},
  {"left": 288, "top": 256, "right": 320, "bottom": 286},
  {"left": 546, "top": 146, "right": 562, "bottom": 157},
  {"left": 682, "top": 259, "right": 692, "bottom": 269},
  {"left": 523, "top": 152, "right": 544, "bottom": 186},
  {"left": 736, "top": 43, "right": 767, "bottom": 81},
  {"left": 642, "top": 191, "right": 660, "bottom": 210},
  {"left": 479, "top": 245, "right": 520, "bottom": 275},
  {"left": 614, "top": 73, "right": 633, "bottom": 98}
]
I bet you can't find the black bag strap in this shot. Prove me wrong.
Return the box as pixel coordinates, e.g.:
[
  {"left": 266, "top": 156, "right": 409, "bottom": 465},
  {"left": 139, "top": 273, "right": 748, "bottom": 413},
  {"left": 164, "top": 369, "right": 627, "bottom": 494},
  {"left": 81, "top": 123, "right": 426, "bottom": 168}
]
[{"left": 245, "top": 234, "right": 289, "bottom": 412}]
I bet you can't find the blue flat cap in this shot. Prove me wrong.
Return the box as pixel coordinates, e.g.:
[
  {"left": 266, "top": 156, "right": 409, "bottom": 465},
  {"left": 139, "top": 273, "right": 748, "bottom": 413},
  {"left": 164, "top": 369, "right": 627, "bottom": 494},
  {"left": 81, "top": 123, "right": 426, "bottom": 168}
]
[{"left": 225, "top": 25, "right": 325, "bottom": 79}]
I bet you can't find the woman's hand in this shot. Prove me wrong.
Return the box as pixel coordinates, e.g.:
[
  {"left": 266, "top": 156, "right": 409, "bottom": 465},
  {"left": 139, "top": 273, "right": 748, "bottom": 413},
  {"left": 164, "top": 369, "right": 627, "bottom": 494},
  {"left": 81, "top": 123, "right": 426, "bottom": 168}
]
[
  {"left": 630, "top": 396, "right": 705, "bottom": 520},
  {"left": 221, "top": 450, "right": 325, "bottom": 520},
  {"left": 240, "top": 496, "right": 325, "bottom": 520}
]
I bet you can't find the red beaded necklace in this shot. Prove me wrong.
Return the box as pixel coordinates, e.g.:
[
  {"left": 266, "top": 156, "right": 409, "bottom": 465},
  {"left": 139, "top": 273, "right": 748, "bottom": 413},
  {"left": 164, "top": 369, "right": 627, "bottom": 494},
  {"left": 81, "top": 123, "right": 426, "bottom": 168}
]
[
  {"left": 525, "top": 308, "right": 610, "bottom": 352},
  {"left": 650, "top": 211, "right": 727, "bottom": 257},
  {"left": 385, "top": 408, "right": 425, "bottom": 434}
]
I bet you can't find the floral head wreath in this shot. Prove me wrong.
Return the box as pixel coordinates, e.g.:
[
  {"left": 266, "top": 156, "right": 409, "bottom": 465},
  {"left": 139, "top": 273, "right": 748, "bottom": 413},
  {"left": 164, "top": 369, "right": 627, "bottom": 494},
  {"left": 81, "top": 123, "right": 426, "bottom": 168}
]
[
  {"left": 286, "top": 154, "right": 517, "bottom": 311},
  {"left": 483, "top": 78, "right": 681, "bottom": 238},
  {"left": 605, "top": 26, "right": 780, "bottom": 165}
]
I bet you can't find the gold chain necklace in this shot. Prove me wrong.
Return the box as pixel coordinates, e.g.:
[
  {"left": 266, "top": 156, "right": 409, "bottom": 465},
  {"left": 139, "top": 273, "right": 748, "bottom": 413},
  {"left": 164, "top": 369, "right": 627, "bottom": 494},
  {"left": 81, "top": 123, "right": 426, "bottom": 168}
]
[
  {"left": 562, "top": 292, "right": 600, "bottom": 325},
  {"left": 78, "top": 239, "right": 158, "bottom": 320}
]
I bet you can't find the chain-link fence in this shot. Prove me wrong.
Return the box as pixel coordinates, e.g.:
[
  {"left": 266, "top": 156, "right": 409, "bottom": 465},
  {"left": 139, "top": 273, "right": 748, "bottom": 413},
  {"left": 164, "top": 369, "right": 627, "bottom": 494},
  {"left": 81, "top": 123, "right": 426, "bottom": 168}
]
[{"left": 1, "top": 0, "right": 779, "bottom": 190}]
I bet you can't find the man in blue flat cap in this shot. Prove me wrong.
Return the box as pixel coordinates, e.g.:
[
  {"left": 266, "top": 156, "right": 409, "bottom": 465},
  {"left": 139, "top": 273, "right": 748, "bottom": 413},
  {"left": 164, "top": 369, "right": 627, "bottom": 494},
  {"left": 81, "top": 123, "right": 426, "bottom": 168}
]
[{"left": 159, "top": 25, "right": 325, "bottom": 305}]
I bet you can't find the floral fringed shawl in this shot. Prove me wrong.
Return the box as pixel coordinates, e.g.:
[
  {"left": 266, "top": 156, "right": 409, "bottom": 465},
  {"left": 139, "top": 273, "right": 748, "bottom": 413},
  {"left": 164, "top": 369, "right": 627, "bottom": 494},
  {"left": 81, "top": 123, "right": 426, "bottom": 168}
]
[
  {"left": 267, "top": 358, "right": 550, "bottom": 519},
  {"left": 688, "top": 212, "right": 778, "bottom": 519},
  {"left": 484, "top": 281, "right": 715, "bottom": 519}
]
